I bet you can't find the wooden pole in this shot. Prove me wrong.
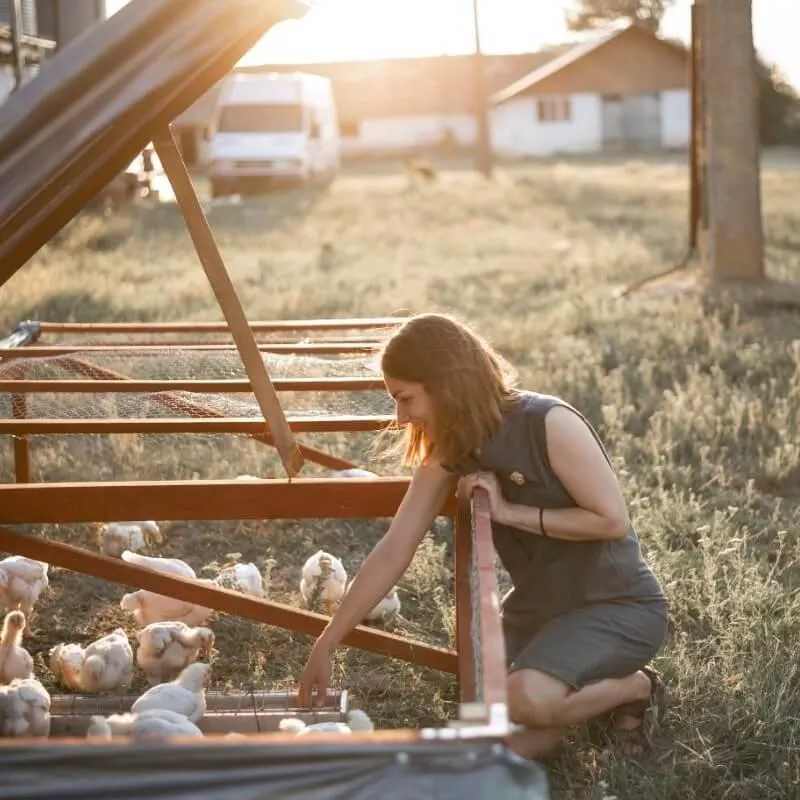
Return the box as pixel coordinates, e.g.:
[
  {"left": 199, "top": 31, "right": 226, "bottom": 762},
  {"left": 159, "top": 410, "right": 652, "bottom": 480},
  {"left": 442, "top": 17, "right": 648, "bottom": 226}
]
[
  {"left": 152, "top": 126, "right": 304, "bottom": 477},
  {"left": 9, "top": 0, "right": 24, "bottom": 91},
  {"left": 471, "top": 0, "right": 493, "bottom": 178}
]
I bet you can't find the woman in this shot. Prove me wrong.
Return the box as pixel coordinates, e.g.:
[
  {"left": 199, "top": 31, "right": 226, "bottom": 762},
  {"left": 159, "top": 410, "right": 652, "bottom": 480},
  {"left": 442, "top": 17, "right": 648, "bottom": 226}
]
[{"left": 298, "top": 312, "right": 668, "bottom": 758}]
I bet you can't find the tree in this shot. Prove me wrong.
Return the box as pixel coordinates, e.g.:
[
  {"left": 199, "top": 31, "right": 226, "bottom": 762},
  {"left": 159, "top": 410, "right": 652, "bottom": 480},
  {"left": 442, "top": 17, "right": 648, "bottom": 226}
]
[
  {"left": 698, "top": 0, "right": 764, "bottom": 283},
  {"left": 565, "top": 0, "right": 676, "bottom": 35}
]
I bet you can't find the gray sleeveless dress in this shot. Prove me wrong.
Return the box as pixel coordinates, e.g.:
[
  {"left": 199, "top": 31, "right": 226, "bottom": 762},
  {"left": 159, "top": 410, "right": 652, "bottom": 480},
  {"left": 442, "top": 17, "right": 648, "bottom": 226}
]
[{"left": 447, "top": 391, "right": 668, "bottom": 689}]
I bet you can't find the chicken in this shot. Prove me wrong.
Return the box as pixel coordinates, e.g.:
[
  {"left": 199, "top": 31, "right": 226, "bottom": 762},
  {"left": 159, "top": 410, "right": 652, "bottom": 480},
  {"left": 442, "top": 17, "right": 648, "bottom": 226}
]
[
  {"left": 49, "top": 629, "right": 134, "bottom": 693},
  {"left": 0, "top": 556, "right": 49, "bottom": 618},
  {"left": 49, "top": 642, "right": 85, "bottom": 691},
  {"left": 332, "top": 468, "right": 379, "bottom": 479},
  {"left": 0, "top": 677, "right": 51, "bottom": 737},
  {"left": 98, "top": 521, "right": 162, "bottom": 558},
  {"left": 136, "top": 622, "right": 215, "bottom": 684},
  {"left": 278, "top": 709, "right": 374, "bottom": 736},
  {"left": 362, "top": 587, "right": 401, "bottom": 629},
  {"left": 300, "top": 551, "right": 347, "bottom": 616},
  {"left": 87, "top": 708, "right": 204, "bottom": 742},
  {"left": 120, "top": 579, "right": 215, "bottom": 628},
  {"left": 121, "top": 551, "right": 195, "bottom": 579},
  {"left": 0, "top": 611, "right": 33, "bottom": 684},
  {"left": 214, "top": 562, "right": 267, "bottom": 598},
  {"left": 131, "top": 662, "right": 210, "bottom": 723}
]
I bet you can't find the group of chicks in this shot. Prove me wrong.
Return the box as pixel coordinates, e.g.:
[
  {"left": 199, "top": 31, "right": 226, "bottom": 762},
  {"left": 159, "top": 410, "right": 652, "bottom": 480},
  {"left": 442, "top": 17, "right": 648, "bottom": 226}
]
[{"left": 0, "top": 487, "right": 392, "bottom": 742}]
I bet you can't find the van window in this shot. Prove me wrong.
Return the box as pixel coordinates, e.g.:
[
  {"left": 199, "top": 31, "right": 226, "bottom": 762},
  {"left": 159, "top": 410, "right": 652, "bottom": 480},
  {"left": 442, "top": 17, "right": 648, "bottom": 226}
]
[{"left": 218, "top": 103, "right": 304, "bottom": 133}]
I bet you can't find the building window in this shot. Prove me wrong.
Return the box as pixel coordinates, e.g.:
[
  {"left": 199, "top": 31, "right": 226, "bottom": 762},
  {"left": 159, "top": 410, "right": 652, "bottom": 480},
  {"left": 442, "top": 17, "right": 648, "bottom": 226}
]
[
  {"left": 339, "top": 119, "right": 361, "bottom": 138},
  {"left": 537, "top": 97, "right": 572, "bottom": 123}
]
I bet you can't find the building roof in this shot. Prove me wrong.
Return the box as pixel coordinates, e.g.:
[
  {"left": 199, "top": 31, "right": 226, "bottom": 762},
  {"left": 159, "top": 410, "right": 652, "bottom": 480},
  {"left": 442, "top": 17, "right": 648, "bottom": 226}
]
[
  {"left": 491, "top": 21, "right": 687, "bottom": 104},
  {"left": 229, "top": 50, "right": 573, "bottom": 122}
]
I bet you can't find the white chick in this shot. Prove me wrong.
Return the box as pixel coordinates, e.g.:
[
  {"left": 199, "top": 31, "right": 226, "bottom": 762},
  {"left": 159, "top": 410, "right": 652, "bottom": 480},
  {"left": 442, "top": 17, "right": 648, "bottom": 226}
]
[
  {"left": 131, "top": 661, "right": 211, "bottom": 723},
  {"left": 49, "top": 642, "right": 86, "bottom": 691},
  {"left": 98, "top": 521, "right": 162, "bottom": 558},
  {"left": 0, "top": 677, "right": 51, "bottom": 737},
  {"left": 0, "top": 556, "right": 49, "bottom": 617},
  {"left": 87, "top": 708, "right": 204, "bottom": 742},
  {"left": 80, "top": 629, "right": 134, "bottom": 692},
  {"left": 278, "top": 709, "right": 374, "bottom": 736},
  {"left": 235, "top": 474, "right": 263, "bottom": 480},
  {"left": 121, "top": 551, "right": 196, "bottom": 579},
  {"left": 0, "top": 611, "right": 33, "bottom": 683},
  {"left": 333, "top": 468, "right": 379, "bottom": 479},
  {"left": 120, "top": 579, "right": 215, "bottom": 628},
  {"left": 362, "top": 587, "right": 401, "bottom": 629},
  {"left": 300, "top": 550, "right": 347, "bottom": 616},
  {"left": 136, "top": 622, "right": 215, "bottom": 684},
  {"left": 214, "top": 562, "right": 265, "bottom": 598}
]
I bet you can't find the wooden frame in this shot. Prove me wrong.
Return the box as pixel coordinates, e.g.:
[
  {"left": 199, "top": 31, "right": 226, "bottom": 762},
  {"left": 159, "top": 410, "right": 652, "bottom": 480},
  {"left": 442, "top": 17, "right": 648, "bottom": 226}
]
[{"left": 0, "top": 121, "right": 509, "bottom": 740}]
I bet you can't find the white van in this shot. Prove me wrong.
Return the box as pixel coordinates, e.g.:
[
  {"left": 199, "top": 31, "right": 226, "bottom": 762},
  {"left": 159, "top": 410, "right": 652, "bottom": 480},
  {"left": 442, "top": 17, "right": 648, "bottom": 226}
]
[{"left": 209, "top": 71, "right": 341, "bottom": 197}]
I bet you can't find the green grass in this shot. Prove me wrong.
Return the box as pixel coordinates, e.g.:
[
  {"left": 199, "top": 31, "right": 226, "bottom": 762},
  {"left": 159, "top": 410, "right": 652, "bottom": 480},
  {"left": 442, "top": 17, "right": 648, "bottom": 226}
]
[{"left": 1, "top": 152, "right": 800, "bottom": 798}]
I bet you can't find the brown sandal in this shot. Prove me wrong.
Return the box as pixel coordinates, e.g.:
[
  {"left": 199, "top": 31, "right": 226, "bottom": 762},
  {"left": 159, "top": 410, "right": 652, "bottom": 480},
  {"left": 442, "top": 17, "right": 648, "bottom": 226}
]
[{"left": 606, "top": 665, "right": 667, "bottom": 753}]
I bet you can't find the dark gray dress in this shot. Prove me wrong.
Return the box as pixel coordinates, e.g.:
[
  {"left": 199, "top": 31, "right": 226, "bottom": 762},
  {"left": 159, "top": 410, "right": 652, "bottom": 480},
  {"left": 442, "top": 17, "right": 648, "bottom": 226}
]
[{"left": 447, "top": 391, "right": 668, "bottom": 689}]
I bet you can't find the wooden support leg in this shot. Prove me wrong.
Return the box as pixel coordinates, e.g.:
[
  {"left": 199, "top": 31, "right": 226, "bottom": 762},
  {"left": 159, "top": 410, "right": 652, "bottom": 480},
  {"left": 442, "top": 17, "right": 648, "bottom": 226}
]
[{"left": 153, "top": 127, "right": 304, "bottom": 477}]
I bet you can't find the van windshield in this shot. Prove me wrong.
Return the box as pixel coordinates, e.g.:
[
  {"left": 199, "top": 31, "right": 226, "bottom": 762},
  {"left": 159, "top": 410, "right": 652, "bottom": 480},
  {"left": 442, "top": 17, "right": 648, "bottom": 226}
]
[{"left": 217, "top": 103, "right": 304, "bottom": 133}]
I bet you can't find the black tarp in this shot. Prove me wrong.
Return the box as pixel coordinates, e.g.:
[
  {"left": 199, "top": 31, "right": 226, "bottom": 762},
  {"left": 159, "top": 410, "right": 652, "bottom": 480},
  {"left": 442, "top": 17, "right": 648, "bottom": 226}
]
[
  {"left": 0, "top": 737, "right": 550, "bottom": 799},
  {"left": 0, "top": 0, "right": 307, "bottom": 288}
]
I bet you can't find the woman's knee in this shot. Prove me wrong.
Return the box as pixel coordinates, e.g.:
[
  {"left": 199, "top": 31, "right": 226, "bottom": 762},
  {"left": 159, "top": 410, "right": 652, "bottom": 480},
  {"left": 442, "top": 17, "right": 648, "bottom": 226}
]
[{"left": 507, "top": 669, "right": 570, "bottom": 729}]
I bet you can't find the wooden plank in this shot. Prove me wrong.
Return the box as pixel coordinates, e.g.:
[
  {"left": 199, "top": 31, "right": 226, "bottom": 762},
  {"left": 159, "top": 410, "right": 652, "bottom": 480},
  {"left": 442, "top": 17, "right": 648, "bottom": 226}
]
[
  {"left": 153, "top": 127, "right": 304, "bottom": 478},
  {"left": 36, "top": 318, "right": 405, "bottom": 334},
  {"left": 50, "top": 690, "right": 345, "bottom": 715},
  {"left": 0, "top": 342, "right": 380, "bottom": 357},
  {"left": 0, "top": 378, "right": 386, "bottom": 393},
  {"left": 0, "top": 416, "right": 394, "bottom": 435},
  {"left": 470, "top": 490, "right": 508, "bottom": 711},
  {"left": 0, "top": 478, "right": 458, "bottom": 522},
  {"left": 0, "top": 526, "right": 458, "bottom": 674},
  {"left": 454, "top": 486, "right": 477, "bottom": 704}
]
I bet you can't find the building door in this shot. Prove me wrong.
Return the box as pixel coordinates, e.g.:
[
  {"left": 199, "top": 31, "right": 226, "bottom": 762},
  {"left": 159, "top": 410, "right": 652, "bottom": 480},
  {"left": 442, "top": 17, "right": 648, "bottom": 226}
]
[
  {"left": 602, "top": 95, "right": 624, "bottom": 150},
  {"left": 622, "top": 92, "right": 661, "bottom": 149}
]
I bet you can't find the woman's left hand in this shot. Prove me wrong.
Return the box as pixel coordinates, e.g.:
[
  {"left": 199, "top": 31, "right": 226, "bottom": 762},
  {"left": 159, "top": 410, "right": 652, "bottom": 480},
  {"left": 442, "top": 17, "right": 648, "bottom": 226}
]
[{"left": 460, "top": 471, "right": 509, "bottom": 523}]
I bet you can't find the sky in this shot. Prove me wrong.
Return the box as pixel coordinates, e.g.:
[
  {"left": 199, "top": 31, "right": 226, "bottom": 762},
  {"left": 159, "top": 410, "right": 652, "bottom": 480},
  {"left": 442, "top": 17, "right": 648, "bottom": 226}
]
[{"left": 105, "top": 0, "right": 800, "bottom": 89}]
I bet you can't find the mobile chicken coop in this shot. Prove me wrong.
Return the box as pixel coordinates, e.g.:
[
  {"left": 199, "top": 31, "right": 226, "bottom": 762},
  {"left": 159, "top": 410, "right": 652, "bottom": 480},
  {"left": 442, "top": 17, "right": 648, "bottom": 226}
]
[{"left": 0, "top": 1, "right": 549, "bottom": 797}]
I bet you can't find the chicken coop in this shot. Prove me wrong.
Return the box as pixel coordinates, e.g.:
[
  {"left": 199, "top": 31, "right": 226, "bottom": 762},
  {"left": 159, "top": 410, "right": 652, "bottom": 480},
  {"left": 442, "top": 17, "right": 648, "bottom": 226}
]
[{"left": 0, "top": 1, "right": 549, "bottom": 798}]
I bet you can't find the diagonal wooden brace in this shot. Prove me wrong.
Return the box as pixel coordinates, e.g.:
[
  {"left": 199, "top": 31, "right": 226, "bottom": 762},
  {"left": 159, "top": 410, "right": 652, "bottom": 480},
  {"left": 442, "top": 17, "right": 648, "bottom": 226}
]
[{"left": 153, "top": 126, "right": 304, "bottom": 477}]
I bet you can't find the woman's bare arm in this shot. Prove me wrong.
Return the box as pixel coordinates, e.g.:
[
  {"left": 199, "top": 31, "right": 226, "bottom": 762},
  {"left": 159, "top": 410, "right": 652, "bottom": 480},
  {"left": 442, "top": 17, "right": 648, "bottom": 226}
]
[{"left": 316, "top": 461, "right": 457, "bottom": 652}]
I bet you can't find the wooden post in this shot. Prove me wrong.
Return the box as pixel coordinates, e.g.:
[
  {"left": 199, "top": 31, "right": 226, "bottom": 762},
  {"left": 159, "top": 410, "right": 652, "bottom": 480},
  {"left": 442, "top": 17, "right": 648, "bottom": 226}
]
[
  {"left": 153, "top": 127, "right": 304, "bottom": 477},
  {"left": 471, "top": 0, "right": 493, "bottom": 178}
]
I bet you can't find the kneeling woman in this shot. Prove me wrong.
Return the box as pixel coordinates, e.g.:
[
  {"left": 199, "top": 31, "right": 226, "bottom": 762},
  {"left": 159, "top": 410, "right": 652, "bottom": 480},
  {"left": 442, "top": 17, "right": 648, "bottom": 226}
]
[{"left": 299, "top": 313, "right": 668, "bottom": 758}]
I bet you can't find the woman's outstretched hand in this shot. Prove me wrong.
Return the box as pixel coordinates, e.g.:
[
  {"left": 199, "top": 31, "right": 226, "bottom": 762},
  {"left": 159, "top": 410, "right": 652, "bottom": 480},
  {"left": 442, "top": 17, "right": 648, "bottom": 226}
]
[
  {"left": 460, "top": 471, "right": 508, "bottom": 523},
  {"left": 298, "top": 637, "right": 334, "bottom": 708}
]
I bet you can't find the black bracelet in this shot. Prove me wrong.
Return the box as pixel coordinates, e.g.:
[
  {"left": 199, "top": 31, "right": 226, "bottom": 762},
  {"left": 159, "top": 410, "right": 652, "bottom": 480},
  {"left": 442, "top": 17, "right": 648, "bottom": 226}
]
[{"left": 539, "top": 507, "right": 549, "bottom": 538}]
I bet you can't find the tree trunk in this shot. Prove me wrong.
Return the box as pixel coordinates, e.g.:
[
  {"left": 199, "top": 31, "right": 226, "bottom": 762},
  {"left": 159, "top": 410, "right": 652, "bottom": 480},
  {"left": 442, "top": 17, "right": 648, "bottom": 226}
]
[{"left": 699, "top": 0, "right": 765, "bottom": 282}]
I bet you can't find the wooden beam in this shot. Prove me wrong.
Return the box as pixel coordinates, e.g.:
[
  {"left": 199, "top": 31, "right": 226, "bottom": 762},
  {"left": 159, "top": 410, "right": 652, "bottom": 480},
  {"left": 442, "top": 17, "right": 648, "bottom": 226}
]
[
  {"left": 0, "top": 342, "right": 380, "bottom": 358},
  {"left": 0, "top": 416, "right": 393, "bottom": 435},
  {"left": 35, "top": 318, "right": 405, "bottom": 334},
  {"left": 470, "top": 489, "right": 508, "bottom": 711},
  {"left": 0, "top": 478, "right": 458, "bottom": 522},
  {"left": 0, "top": 377, "right": 386, "bottom": 393},
  {"left": 0, "top": 527, "right": 457, "bottom": 674},
  {"left": 454, "top": 487, "right": 477, "bottom": 704}
]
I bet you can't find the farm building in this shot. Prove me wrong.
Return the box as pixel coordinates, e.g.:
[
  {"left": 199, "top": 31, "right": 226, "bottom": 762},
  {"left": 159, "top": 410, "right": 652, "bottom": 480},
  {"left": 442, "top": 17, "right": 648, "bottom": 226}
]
[
  {"left": 0, "top": 0, "right": 55, "bottom": 102},
  {"left": 176, "top": 21, "right": 690, "bottom": 167}
]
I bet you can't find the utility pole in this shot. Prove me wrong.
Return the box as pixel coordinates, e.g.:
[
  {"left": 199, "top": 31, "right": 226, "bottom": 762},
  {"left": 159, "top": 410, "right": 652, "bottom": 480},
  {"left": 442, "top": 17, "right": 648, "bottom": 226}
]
[
  {"left": 471, "top": 0, "right": 493, "bottom": 178},
  {"left": 9, "top": 0, "right": 24, "bottom": 92}
]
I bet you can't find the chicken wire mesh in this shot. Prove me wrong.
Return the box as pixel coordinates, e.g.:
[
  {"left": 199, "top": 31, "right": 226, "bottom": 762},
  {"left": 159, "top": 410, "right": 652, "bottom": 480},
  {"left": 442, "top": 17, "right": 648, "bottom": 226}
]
[{"left": 0, "top": 347, "right": 397, "bottom": 482}]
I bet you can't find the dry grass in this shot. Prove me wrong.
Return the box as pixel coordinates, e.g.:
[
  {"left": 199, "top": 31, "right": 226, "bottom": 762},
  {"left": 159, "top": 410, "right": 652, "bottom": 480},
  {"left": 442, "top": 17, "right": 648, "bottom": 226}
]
[{"left": 2, "top": 152, "right": 800, "bottom": 798}]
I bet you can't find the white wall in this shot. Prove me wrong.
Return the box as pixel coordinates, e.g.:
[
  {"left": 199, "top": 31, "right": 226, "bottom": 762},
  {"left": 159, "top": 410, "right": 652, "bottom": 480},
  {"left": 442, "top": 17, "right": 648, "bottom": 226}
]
[
  {"left": 490, "top": 93, "right": 603, "bottom": 157},
  {"left": 0, "top": 66, "right": 13, "bottom": 105},
  {"left": 341, "top": 113, "right": 476, "bottom": 155},
  {"left": 660, "top": 89, "right": 691, "bottom": 149}
]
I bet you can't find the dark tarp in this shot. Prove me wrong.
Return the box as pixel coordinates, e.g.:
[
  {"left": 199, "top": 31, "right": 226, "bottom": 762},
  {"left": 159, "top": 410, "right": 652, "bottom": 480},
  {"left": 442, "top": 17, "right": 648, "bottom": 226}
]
[
  {"left": 0, "top": 738, "right": 550, "bottom": 799},
  {"left": 0, "top": 0, "right": 308, "bottom": 289}
]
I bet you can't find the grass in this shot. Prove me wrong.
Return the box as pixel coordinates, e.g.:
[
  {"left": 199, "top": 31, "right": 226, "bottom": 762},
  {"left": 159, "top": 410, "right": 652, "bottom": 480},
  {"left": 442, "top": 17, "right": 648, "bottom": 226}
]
[{"left": 2, "top": 151, "right": 800, "bottom": 798}]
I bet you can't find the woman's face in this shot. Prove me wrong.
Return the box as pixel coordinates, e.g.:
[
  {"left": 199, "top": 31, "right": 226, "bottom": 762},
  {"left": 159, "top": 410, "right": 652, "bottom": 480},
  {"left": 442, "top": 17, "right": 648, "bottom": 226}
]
[{"left": 384, "top": 375, "right": 435, "bottom": 439}]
